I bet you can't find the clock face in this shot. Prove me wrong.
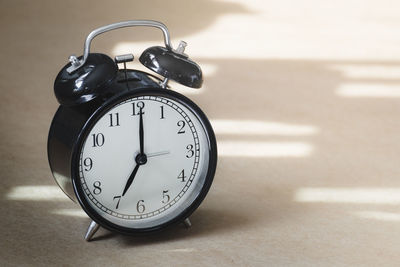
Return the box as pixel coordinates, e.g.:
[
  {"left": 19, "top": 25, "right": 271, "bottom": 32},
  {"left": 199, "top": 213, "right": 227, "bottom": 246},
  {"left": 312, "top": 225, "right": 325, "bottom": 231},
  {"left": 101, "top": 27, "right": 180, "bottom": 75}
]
[{"left": 75, "top": 91, "right": 215, "bottom": 231}]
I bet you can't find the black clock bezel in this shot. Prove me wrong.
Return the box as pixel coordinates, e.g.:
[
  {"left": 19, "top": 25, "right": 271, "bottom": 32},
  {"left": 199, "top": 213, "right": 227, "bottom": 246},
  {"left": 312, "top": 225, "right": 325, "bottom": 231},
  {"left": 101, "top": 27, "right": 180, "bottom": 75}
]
[{"left": 70, "top": 88, "right": 217, "bottom": 235}]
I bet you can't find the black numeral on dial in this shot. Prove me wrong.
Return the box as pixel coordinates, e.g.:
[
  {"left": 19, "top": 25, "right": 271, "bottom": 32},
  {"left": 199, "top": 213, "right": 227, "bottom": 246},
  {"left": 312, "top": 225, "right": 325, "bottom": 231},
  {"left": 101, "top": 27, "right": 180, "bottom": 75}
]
[
  {"left": 109, "top": 113, "right": 120, "bottom": 127},
  {"left": 186, "top": 144, "right": 194, "bottom": 158},
  {"left": 177, "top": 120, "right": 185, "bottom": 134},
  {"left": 83, "top": 157, "right": 93, "bottom": 171},
  {"left": 178, "top": 169, "right": 186, "bottom": 182},
  {"left": 91, "top": 133, "right": 105, "bottom": 147},
  {"left": 137, "top": 200, "right": 145, "bottom": 213},
  {"left": 132, "top": 101, "right": 145, "bottom": 116},
  {"left": 160, "top": 105, "right": 165, "bottom": 119},
  {"left": 113, "top": 196, "right": 121, "bottom": 209},
  {"left": 162, "top": 190, "right": 170, "bottom": 203},
  {"left": 93, "top": 181, "right": 102, "bottom": 195}
]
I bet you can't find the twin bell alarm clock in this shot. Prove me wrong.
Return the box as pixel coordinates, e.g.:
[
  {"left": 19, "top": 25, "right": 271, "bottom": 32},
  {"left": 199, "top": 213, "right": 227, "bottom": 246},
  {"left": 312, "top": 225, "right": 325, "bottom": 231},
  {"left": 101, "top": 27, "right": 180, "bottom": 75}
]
[{"left": 47, "top": 20, "right": 217, "bottom": 241}]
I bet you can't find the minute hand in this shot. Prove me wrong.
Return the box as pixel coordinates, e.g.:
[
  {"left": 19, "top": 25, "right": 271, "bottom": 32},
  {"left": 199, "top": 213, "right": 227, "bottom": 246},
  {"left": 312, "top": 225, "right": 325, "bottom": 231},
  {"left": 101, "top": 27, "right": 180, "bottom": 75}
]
[{"left": 139, "top": 108, "right": 144, "bottom": 155}]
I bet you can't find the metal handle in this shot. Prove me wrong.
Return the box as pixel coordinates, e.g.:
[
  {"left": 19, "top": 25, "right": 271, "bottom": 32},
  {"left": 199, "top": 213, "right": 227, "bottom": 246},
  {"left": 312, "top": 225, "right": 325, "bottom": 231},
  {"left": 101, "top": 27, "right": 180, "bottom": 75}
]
[{"left": 67, "top": 20, "right": 172, "bottom": 74}]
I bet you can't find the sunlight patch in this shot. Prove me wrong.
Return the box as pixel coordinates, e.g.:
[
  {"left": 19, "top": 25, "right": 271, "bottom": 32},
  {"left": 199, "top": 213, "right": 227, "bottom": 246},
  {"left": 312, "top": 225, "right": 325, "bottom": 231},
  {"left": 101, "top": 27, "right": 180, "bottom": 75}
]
[
  {"left": 330, "top": 64, "right": 400, "bottom": 79},
  {"left": 336, "top": 84, "right": 400, "bottom": 97},
  {"left": 211, "top": 120, "right": 318, "bottom": 136},
  {"left": 219, "top": 141, "right": 312, "bottom": 157},
  {"left": 355, "top": 211, "right": 400, "bottom": 222},
  {"left": 295, "top": 188, "right": 400, "bottom": 204},
  {"left": 6, "top": 186, "right": 68, "bottom": 201},
  {"left": 52, "top": 209, "right": 87, "bottom": 218}
]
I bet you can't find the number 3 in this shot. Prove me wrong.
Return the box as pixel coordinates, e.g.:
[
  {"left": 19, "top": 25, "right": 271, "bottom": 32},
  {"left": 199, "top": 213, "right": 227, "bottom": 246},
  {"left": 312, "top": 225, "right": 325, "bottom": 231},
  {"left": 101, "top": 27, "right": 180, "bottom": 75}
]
[{"left": 186, "top": 144, "right": 194, "bottom": 158}]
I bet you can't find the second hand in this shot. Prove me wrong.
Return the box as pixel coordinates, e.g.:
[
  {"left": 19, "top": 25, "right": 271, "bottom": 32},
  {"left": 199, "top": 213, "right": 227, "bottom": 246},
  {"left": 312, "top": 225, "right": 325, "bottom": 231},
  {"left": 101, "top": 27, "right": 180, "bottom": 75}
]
[{"left": 147, "top": 151, "right": 170, "bottom": 158}]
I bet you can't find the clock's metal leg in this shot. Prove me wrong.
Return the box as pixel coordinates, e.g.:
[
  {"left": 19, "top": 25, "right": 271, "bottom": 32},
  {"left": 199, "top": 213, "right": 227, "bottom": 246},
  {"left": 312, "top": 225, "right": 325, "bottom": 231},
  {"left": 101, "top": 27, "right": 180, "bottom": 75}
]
[
  {"left": 85, "top": 220, "right": 100, "bottom": 241},
  {"left": 183, "top": 218, "right": 192, "bottom": 228}
]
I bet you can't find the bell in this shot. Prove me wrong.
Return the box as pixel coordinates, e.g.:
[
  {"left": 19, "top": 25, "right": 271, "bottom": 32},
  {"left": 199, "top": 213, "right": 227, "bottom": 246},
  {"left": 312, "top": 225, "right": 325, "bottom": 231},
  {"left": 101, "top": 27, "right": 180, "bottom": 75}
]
[
  {"left": 139, "top": 43, "right": 203, "bottom": 88},
  {"left": 54, "top": 53, "right": 118, "bottom": 106}
]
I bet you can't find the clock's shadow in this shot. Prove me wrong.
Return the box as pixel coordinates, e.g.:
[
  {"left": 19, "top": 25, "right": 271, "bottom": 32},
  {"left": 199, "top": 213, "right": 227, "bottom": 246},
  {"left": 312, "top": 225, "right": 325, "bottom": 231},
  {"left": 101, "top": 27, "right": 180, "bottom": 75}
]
[{"left": 91, "top": 205, "right": 250, "bottom": 244}]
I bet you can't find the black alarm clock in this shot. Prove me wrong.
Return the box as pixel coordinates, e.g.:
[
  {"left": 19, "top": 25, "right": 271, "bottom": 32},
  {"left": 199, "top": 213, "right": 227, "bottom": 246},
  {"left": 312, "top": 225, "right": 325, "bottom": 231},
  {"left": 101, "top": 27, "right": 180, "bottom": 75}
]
[{"left": 47, "top": 20, "right": 217, "bottom": 241}]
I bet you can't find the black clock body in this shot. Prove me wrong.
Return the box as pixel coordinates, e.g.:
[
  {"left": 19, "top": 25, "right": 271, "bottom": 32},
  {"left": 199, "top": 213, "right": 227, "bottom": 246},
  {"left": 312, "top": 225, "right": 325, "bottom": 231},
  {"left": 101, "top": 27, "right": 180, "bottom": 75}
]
[{"left": 48, "top": 62, "right": 217, "bottom": 234}]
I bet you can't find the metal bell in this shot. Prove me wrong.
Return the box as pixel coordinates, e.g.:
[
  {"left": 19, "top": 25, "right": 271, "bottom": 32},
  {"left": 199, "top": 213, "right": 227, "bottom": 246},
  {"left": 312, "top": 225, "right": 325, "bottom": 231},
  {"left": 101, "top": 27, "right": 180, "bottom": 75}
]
[
  {"left": 54, "top": 53, "right": 118, "bottom": 106},
  {"left": 139, "top": 42, "right": 203, "bottom": 88}
]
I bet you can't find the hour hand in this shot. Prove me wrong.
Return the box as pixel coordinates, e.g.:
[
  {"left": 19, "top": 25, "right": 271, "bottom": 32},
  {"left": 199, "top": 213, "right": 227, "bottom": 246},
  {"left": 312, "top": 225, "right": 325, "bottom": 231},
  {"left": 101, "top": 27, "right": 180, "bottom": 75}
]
[{"left": 122, "top": 163, "right": 140, "bottom": 196}]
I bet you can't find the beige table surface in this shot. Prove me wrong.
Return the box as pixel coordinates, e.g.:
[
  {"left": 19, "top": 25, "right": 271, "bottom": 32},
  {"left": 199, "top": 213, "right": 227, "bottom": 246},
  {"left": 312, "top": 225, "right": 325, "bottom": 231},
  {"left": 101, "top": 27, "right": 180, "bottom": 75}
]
[{"left": 1, "top": 0, "right": 400, "bottom": 266}]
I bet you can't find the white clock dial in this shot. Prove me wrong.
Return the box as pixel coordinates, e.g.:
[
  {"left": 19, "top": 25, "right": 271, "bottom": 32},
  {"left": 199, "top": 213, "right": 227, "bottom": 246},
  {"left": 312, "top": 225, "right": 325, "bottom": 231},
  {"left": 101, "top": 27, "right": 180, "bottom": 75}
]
[{"left": 78, "top": 95, "right": 211, "bottom": 229}]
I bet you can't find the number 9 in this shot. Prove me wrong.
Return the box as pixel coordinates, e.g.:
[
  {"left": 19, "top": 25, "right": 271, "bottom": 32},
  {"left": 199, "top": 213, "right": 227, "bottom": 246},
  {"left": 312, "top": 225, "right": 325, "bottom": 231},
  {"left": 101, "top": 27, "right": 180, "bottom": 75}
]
[{"left": 84, "top": 157, "right": 93, "bottom": 171}]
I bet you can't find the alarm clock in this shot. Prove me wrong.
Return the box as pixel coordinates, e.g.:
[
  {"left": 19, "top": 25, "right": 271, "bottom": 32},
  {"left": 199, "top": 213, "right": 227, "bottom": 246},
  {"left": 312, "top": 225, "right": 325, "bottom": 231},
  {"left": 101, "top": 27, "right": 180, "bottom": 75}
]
[{"left": 47, "top": 20, "right": 217, "bottom": 241}]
